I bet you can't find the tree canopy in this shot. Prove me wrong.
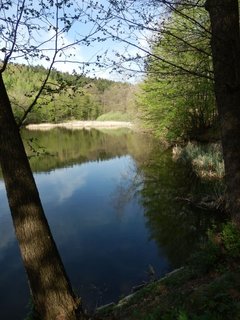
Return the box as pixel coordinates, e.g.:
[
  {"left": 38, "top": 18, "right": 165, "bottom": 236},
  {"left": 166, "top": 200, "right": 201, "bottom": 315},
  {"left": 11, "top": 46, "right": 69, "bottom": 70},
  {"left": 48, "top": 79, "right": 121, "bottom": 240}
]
[{"left": 139, "top": 0, "right": 218, "bottom": 142}]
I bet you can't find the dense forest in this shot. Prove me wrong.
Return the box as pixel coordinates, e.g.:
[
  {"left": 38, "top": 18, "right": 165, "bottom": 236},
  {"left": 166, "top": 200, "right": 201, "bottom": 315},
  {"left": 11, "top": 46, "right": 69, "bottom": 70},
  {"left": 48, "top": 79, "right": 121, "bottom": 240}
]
[{"left": 3, "top": 63, "right": 137, "bottom": 124}]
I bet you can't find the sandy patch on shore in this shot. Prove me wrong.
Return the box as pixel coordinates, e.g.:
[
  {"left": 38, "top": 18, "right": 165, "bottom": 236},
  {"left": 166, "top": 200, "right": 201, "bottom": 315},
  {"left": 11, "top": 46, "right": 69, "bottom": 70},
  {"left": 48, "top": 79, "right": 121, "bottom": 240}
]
[{"left": 26, "top": 121, "right": 133, "bottom": 131}]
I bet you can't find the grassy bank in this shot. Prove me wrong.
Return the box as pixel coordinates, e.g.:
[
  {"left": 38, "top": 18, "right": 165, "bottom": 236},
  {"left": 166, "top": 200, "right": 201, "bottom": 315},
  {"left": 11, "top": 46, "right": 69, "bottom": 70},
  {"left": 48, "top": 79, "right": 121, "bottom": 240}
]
[
  {"left": 171, "top": 142, "right": 226, "bottom": 213},
  {"left": 172, "top": 142, "right": 224, "bottom": 180},
  {"left": 97, "top": 223, "right": 240, "bottom": 320}
]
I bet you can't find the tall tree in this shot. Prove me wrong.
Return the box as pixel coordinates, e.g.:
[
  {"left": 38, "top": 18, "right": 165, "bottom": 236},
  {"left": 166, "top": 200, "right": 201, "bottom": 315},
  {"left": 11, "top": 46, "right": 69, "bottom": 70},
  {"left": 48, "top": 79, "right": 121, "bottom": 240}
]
[
  {"left": 205, "top": 0, "right": 240, "bottom": 224},
  {"left": 0, "top": 0, "right": 99, "bottom": 318},
  {"left": 0, "top": 74, "right": 84, "bottom": 319}
]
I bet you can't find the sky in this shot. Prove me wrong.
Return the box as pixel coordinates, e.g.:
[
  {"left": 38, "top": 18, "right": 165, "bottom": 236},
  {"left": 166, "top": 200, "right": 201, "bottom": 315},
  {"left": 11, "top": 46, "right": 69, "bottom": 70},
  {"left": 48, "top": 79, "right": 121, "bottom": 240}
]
[{"left": 0, "top": 0, "right": 159, "bottom": 82}]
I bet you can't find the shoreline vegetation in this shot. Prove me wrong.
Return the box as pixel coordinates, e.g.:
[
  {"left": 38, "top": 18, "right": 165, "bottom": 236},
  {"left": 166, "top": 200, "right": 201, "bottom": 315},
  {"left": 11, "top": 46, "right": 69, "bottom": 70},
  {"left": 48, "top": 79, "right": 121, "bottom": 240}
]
[
  {"left": 25, "top": 120, "right": 134, "bottom": 131},
  {"left": 172, "top": 142, "right": 225, "bottom": 180},
  {"left": 97, "top": 222, "right": 240, "bottom": 320}
]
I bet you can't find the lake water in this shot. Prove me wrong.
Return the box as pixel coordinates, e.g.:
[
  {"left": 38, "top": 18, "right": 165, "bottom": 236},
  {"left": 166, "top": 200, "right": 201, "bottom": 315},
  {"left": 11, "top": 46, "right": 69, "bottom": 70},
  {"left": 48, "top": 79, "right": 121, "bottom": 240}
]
[{"left": 0, "top": 128, "right": 222, "bottom": 319}]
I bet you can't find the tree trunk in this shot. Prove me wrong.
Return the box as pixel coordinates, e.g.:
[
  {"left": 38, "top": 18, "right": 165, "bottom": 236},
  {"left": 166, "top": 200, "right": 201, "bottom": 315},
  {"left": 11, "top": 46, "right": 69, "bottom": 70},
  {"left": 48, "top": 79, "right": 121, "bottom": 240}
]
[
  {"left": 205, "top": 0, "right": 240, "bottom": 224},
  {"left": 0, "top": 74, "right": 84, "bottom": 319}
]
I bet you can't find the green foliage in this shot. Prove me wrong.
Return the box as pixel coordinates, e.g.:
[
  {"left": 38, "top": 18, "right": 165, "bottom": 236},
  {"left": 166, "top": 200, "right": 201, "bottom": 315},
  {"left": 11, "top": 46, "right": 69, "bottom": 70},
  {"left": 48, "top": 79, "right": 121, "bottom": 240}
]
[
  {"left": 222, "top": 223, "right": 240, "bottom": 258},
  {"left": 24, "top": 298, "right": 40, "bottom": 320},
  {"left": 188, "top": 222, "right": 240, "bottom": 274},
  {"left": 178, "top": 311, "right": 189, "bottom": 320},
  {"left": 3, "top": 63, "right": 137, "bottom": 124},
  {"left": 139, "top": 1, "right": 217, "bottom": 142},
  {"left": 100, "top": 222, "right": 240, "bottom": 320},
  {"left": 186, "top": 272, "right": 240, "bottom": 320},
  {"left": 188, "top": 236, "right": 222, "bottom": 274},
  {"left": 97, "top": 111, "right": 132, "bottom": 121}
]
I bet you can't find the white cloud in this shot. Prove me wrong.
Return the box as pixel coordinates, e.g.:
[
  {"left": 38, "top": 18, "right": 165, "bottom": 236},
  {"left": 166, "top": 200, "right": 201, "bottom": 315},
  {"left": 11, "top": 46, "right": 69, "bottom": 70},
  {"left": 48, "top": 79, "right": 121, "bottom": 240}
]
[
  {"left": 45, "top": 31, "right": 84, "bottom": 74},
  {"left": 0, "top": 25, "right": 84, "bottom": 74}
]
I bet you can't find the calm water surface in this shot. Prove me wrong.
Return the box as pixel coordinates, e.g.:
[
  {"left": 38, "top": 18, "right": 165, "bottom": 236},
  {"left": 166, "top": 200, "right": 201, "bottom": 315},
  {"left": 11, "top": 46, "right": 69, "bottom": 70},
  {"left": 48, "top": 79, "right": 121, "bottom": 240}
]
[{"left": 0, "top": 128, "right": 221, "bottom": 319}]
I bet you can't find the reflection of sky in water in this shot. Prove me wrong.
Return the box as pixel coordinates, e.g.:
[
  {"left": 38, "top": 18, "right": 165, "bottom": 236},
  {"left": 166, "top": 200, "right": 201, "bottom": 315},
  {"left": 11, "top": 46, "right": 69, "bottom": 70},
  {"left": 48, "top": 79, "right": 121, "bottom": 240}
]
[
  {"left": 0, "top": 182, "right": 14, "bottom": 251},
  {"left": 43, "top": 168, "right": 88, "bottom": 203},
  {"left": 0, "top": 155, "right": 170, "bottom": 319}
]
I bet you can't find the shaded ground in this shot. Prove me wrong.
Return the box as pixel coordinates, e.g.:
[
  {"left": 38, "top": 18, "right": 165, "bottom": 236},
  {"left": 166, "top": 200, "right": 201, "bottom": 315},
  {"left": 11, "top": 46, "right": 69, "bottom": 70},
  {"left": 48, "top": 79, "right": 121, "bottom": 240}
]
[
  {"left": 95, "top": 267, "right": 240, "bottom": 320},
  {"left": 95, "top": 225, "right": 240, "bottom": 320}
]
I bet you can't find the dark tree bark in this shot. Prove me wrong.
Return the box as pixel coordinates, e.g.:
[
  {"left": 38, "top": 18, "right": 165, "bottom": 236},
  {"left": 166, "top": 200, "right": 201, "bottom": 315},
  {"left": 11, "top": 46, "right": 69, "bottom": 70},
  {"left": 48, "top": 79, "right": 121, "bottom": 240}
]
[
  {"left": 0, "top": 73, "right": 84, "bottom": 319},
  {"left": 205, "top": 0, "right": 240, "bottom": 224}
]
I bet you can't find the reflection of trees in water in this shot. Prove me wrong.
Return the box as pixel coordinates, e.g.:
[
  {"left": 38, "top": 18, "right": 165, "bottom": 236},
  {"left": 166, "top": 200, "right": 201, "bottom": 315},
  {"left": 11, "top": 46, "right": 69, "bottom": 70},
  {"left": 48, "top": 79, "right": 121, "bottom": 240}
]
[
  {"left": 141, "top": 148, "right": 225, "bottom": 267},
  {"left": 0, "top": 128, "right": 156, "bottom": 318},
  {"left": 114, "top": 145, "right": 224, "bottom": 268},
  {"left": 111, "top": 160, "right": 143, "bottom": 218},
  {"left": 21, "top": 128, "right": 152, "bottom": 173},
  {"left": 28, "top": 126, "right": 223, "bottom": 270},
  {"left": 110, "top": 134, "right": 156, "bottom": 217}
]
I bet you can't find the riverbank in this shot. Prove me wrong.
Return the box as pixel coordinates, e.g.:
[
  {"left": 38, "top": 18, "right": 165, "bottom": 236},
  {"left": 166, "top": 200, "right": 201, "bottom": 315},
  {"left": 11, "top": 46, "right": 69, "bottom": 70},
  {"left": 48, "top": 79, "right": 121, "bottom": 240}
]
[
  {"left": 25, "top": 120, "right": 133, "bottom": 131},
  {"left": 97, "top": 267, "right": 240, "bottom": 320},
  {"left": 96, "top": 223, "right": 240, "bottom": 320}
]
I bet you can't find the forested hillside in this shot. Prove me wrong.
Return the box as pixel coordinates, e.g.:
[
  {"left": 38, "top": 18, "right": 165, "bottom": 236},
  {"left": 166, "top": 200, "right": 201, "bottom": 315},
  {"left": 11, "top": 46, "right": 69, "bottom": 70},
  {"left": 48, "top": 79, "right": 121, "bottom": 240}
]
[{"left": 3, "top": 63, "right": 137, "bottom": 124}]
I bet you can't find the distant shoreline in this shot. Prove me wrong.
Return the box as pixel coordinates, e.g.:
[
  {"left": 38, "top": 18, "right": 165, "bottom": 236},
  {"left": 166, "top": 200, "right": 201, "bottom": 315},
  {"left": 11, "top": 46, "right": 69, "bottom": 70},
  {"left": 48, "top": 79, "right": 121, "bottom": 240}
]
[{"left": 25, "top": 120, "right": 133, "bottom": 131}]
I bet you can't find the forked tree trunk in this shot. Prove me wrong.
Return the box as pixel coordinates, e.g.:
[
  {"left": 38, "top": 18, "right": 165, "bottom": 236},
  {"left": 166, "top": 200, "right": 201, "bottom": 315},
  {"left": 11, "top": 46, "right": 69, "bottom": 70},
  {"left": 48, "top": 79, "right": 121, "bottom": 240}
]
[
  {"left": 0, "top": 74, "right": 84, "bottom": 319},
  {"left": 205, "top": 0, "right": 240, "bottom": 224}
]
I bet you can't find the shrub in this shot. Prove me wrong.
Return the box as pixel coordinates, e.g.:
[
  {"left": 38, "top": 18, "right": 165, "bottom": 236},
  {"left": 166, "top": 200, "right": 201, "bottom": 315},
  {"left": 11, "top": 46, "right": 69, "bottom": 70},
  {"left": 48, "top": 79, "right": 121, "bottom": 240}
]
[
  {"left": 222, "top": 223, "right": 240, "bottom": 258},
  {"left": 97, "top": 111, "right": 132, "bottom": 121},
  {"left": 188, "top": 240, "right": 222, "bottom": 274},
  {"left": 174, "top": 142, "right": 225, "bottom": 179}
]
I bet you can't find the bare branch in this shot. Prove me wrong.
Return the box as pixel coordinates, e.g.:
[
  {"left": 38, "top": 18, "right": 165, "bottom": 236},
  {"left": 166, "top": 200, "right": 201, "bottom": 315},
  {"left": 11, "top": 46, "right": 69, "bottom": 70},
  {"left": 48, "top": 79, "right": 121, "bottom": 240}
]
[{"left": 0, "top": 0, "right": 26, "bottom": 73}]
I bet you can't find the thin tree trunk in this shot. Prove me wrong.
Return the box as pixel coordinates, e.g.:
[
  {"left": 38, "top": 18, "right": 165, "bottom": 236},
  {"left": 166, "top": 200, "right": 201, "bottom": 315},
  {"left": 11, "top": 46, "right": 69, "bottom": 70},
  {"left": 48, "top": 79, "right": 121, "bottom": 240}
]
[
  {"left": 205, "top": 0, "right": 240, "bottom": 224},
  {"left": 0, "top": 74, "right": 84, "bottom": 319}
]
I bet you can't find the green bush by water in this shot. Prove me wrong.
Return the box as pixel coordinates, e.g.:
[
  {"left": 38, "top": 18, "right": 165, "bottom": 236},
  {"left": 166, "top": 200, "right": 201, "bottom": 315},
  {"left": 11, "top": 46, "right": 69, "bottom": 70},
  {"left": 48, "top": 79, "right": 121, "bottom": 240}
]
[
  {"left": 222, "top": 223, "right": 240, "bottom": 259},
  {"left": 97, "top": 111, "right": 132, "bottom": 121}
]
